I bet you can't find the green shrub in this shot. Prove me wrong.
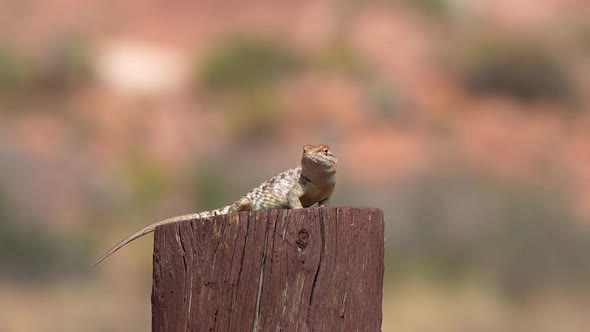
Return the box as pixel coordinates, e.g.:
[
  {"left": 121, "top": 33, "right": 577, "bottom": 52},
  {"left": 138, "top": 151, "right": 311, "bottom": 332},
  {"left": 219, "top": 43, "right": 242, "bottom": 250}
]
[
  {"left": 314, "top": 39, "right": 371, "bottom": 79},
  {"left": 453, "top": 34, "right": 575, "bottom": 104},
  {"left": 0, "top": 45, "right": 34, "bottom": 90},
  {"left": 38, "top": 34, "right": 95, "bottom": 92},
  {"left": 315, "top": 40, "right": 402, "bottom": 118},
  {"left": 0, "top": 35, "right": 94, "bottom": 101},
  {"left": 198, "top": 35, "right": 302, "bottom": 139},
  {"left": 405, "top": 0, "right": 452, "bottom": 18},
  {"left": 199, "top": 36, "right": 302, "bottom": 94}
]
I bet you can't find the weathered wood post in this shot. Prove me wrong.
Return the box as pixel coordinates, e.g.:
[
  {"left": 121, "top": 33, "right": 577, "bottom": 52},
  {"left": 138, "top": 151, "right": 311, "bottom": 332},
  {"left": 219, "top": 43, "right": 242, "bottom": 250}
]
[{"left": 151, "top": 207, "right": 384, "bottom": 331}]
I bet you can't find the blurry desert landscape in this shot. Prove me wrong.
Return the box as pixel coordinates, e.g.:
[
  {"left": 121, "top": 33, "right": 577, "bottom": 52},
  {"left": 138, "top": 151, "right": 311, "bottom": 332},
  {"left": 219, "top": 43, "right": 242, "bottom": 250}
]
[{"left": 1, "top": 0, "right": 590, "bottom": 331}]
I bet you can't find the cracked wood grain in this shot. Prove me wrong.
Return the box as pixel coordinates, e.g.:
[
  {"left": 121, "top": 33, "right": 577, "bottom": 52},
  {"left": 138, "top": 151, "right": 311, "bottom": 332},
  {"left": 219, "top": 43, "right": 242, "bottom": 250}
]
[{"left": 152, "top": 207, "right": 384, "bottom": 332}]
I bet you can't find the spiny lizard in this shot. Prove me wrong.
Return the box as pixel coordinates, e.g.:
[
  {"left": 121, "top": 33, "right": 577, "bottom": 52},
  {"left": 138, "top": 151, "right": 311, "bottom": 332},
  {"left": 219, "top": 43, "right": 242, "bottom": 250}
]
[{"left": 93, "top": 144, "right": 337, "bottom": 267}]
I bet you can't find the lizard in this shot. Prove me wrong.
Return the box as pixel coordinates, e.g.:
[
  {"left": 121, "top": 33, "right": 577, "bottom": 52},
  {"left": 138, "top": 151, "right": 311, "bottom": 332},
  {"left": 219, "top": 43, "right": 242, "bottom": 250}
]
[{"left": 93, "top": 144, "right": 337, "bottom": 267}]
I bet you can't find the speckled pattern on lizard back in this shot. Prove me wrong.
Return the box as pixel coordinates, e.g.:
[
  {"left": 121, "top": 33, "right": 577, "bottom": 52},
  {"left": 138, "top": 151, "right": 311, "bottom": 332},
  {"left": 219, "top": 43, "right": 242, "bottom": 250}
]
[{"left": 93, "top": 144, "right": 337, "bottom": 267}]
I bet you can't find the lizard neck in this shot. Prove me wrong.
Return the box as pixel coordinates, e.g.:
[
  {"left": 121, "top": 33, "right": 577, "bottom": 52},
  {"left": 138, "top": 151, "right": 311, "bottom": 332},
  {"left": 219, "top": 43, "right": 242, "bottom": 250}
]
[{"left": 301, "top": 164, "right": 336, "bottom": 184}]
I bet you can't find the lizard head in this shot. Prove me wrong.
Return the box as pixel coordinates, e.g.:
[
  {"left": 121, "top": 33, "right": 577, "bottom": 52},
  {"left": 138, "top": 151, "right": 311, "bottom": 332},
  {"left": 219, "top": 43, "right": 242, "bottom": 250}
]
[{"left": 301, "top": 144, "right": 337, "bottom": 173}]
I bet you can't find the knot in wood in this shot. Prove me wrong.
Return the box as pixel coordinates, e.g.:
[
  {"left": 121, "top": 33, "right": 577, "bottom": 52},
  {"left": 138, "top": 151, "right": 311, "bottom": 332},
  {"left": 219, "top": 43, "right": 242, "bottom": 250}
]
[{"left": 296, "top": 229, "right": 310, "bottom": 249}]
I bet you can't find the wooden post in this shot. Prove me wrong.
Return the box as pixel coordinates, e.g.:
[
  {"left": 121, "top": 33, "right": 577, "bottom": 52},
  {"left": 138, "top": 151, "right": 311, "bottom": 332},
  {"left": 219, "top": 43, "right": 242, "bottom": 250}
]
[{"left": 151, "top": 207, "right": 384, "bottom": 331}]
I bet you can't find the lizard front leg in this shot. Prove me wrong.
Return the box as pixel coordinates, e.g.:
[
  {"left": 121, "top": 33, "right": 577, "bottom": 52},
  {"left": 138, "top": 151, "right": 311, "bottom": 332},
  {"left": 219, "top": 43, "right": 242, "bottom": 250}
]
[
  {"left": 286, "top": 184, "right": 304, "bottom": 209},
  {"left": 317, "top": 197, "right": 330, "bottom": 207}
]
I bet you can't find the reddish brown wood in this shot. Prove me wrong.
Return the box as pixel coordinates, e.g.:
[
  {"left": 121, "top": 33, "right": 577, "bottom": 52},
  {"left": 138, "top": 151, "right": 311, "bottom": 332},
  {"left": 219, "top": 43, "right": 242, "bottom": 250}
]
[{"left": 151, "top": 207, "right": 384, "bottom": 332}]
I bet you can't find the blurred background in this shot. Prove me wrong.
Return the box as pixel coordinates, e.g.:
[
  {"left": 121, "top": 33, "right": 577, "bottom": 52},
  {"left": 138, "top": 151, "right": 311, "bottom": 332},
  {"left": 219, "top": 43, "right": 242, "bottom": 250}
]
[{"left": 1, "top": 0, "right": 590, "bottom": 331}]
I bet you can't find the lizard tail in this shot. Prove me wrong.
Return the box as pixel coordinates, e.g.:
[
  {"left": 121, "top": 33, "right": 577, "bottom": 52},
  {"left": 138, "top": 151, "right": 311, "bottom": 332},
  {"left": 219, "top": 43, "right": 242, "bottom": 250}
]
[{"left": 92, "top": 207, "right": 229, "bottom": 267}]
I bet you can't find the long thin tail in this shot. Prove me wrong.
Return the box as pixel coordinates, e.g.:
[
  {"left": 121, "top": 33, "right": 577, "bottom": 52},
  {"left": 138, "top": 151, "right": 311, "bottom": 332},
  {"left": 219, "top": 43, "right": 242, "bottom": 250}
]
[{"left": 92, "top": 207, "right": 228, "bottom": 267}]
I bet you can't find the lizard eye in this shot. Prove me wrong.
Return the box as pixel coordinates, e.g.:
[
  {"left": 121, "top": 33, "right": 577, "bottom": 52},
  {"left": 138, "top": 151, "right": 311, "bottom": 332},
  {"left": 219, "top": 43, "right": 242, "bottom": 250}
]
[{"left": 323, "top": 150, "right": 329, "bottom": 155}]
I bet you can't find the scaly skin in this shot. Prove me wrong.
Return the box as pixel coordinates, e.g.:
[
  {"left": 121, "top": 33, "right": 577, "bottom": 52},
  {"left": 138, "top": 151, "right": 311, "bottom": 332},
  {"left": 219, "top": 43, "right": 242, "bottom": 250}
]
[{"left": 93, "top": 144, "right": 337, "bottom": 267}]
